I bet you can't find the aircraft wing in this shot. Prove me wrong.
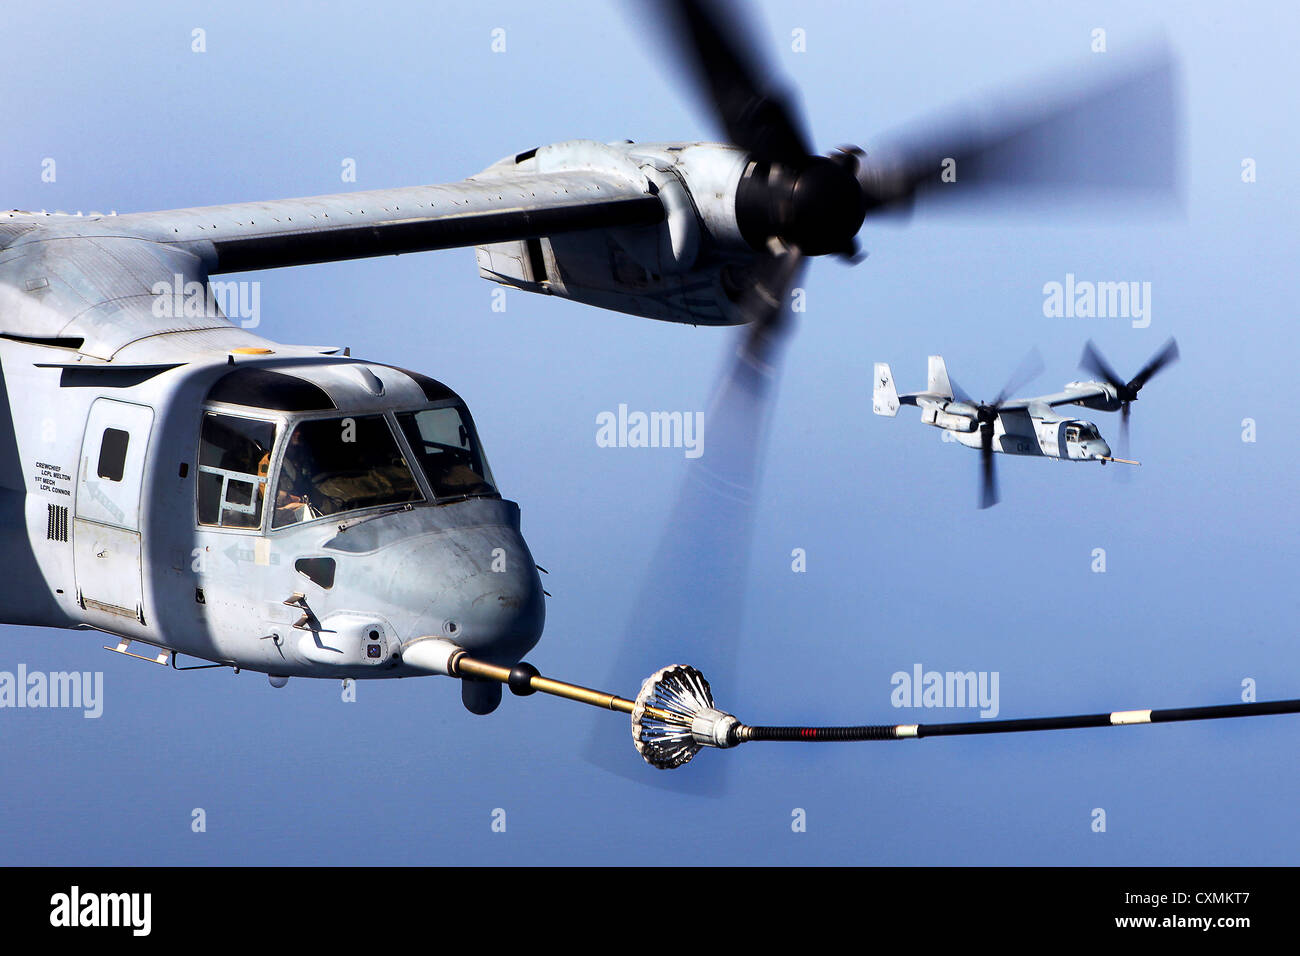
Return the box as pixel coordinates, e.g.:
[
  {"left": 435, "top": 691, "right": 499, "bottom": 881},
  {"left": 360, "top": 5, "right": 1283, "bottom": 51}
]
[
  {"left": 110, "top": 172, "right": 664, "bottom": 274},
  {"left": 998, "top": 383, "right": 1109, "bottom": 411}
]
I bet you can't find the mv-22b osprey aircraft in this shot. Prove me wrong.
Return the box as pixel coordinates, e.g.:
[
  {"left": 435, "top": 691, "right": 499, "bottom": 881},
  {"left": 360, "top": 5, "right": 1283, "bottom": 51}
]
[
  {"left": 5, "top": 1, "right": 1293, "bottom": 770},
  {"left": 872, "top": 339, "right": 1180, "bottom": 508}
]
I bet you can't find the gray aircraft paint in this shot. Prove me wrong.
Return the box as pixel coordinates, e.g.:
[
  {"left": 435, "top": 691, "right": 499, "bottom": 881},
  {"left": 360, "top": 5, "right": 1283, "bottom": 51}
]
[{"left": 0, "top": 138, "right": 768, "bottom": 709}]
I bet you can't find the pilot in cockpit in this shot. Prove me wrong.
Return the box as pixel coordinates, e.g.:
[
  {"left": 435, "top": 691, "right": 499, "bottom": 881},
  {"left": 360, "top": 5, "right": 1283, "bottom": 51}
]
[{"left": 270, "top": 428, "right": 321, "bottom": 524}]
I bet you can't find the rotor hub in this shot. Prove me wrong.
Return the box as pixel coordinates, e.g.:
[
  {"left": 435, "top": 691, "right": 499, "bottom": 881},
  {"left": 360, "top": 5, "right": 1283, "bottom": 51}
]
[{"left": 736, "top": 156, "right": 866, "bottom": 256}]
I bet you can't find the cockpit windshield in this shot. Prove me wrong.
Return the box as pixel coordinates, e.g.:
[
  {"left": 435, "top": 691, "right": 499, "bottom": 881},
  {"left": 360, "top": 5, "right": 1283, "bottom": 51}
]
[
  {"left": 1067, "top": 423, "right": 1101, "bottom": 442},
  {"left": 395, "top": 404, "right": 497, "bottom": 500},
  {"left": 272, "top": 415, "right": 422, "bottom": 528}
]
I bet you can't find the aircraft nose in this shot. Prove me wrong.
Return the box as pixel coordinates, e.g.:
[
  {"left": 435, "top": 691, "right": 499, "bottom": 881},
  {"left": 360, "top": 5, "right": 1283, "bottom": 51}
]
[
  {"left": 443, "top": 554, "right": 545, "bottom": 660},
  {"left": 390, "top": 525, "right": 545, "bottom": 663},
  {"left": 1095, "top": 441, "right": 1112, "bottom": 460}
]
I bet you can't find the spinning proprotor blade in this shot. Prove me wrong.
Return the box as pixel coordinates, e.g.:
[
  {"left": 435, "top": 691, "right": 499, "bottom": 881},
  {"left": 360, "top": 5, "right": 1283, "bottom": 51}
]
[
  {"left": 950, "top": 349, "right": 1045, "bottom": 509},
  {"left": 643, "top": 0, "right": 1180, "bottom": 355},
  {"left": 1080, "top": 337, "right": 1180, "bottom": 460}
]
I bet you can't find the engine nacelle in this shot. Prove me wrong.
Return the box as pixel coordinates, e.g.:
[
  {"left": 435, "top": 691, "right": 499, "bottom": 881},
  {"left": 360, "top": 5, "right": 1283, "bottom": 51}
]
[
  {"left": 921, "top": 405, "right": 977, "bottom": 432},
  {"left": 473, "top": 139, "right": 757, "bottom": 327},
  {"left": 1064, "top": 380, "right": 1122, "bottom": 412}
]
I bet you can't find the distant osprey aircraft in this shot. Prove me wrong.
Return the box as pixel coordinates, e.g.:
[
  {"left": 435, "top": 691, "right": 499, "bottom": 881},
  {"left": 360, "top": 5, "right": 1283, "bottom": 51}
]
[{"left": 873, "top": 339, "right": 1179, "bottom": 507}]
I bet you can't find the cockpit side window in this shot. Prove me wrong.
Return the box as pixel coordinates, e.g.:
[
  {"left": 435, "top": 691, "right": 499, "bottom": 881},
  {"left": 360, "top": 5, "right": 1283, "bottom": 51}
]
[
  {"left": 271, "top": 415, "right": 423, "bottom": 529},
  {"left": 395, "top": 405, "right": 497, "bottom": 501},
  {"left": 198, "top": 413, "right": 277, "bottom": 529}
]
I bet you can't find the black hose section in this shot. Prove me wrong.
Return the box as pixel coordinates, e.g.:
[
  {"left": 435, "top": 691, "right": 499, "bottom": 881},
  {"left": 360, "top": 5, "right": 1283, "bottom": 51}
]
[
  {"left": 743, "top": 698, "right": 1300, "bottom": 744},
  {"left": 1152, "top": 699, "right": 1300, "bottom": 722},
  {"left": 745, "top": 725, "right": 900, "bottom": 741},
  {"left": 919, "top": 713, "right": 1110, "bottom": 737}
]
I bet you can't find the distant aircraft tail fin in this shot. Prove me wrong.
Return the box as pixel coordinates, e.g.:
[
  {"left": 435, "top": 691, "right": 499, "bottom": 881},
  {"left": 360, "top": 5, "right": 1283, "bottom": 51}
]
[
  {"left": 873, "top": 362, "right": 900, "bottom": 416},
  {"left": 927, "top": 355, "right": 954, "bottom": 399}
]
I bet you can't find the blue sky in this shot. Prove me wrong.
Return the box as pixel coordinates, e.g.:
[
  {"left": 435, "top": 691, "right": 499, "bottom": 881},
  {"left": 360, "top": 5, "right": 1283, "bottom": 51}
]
[{"left": 1, "top": 0, "right": 1297, "bottom": 865}]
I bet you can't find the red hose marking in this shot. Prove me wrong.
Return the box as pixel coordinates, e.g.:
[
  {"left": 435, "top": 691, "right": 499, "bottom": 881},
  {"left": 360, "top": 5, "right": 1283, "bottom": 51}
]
[{"left": 802, "top": 728, "right": 816, "bottom": 739}]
